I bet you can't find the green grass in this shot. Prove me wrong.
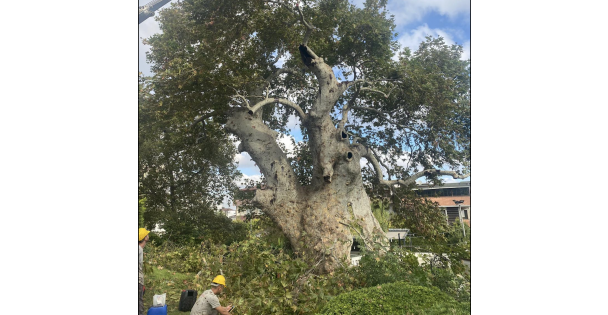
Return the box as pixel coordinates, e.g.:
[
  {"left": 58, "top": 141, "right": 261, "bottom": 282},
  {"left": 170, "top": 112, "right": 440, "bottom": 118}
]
[{"left": 143, "top": 266, "right": 196, "bottom": 315}]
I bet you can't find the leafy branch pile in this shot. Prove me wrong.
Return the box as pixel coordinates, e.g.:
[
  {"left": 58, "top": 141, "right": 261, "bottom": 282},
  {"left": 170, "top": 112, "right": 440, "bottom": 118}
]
[{"left": 143, "top": 216, "right": 470, "bottom": 315}]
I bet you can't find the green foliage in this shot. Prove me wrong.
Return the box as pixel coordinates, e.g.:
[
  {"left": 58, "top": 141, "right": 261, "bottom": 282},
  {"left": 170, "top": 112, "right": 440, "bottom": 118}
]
[
  {"left": 142, "top": 0, "right": 470, "bottom": 186},
  {"left": 350, "top": 34, "right": 470, "bottom": 185},
  {"left": 142, "top": 217, "right": 470, "bottom": 314},
  {"left": 247, "top": 217, "right": 293, "bottom": 252},
  {"left": 139, "top": 198, "right": 147, "bottom": 227},
  {"left": 141, "top": 0, "right": 470, "bottom": 269},
  {"left": 139, "top": 73, "right": 241, "bottom": 240},
  {"left": 189, "top": 220, "right": 362, "bottom": 315},
  {"left": 317, "top": 281, "right": 470, "bottom": 315},
  {"left": 354, "top": 245, "right": 470, "bottom": 303},
  {"left": 145, "top": 242, "right": 204, "bottom": 273},
  {"left": 370, "top": 198, "right": 390, "bottom": 232},
  {"left": 446, "top": 219, "right": 471, "bottom": 245},
  {"left": 145, "top": 217, "right": 358, "bottom": 314},
  {"left": 428, "top": 267, "right": 471, "bottom": 303},
  {"left": 388, "top": 186, "right": 450, "bottom": 242},
  {"left": 356, "top": 248, "right": 429, "bottom": 288},
  {"left": 158, "top": 211, "right": 248, "bottom": 246},
  {"left": 287, "top": 141, "right": 314, "bottom": 186}
]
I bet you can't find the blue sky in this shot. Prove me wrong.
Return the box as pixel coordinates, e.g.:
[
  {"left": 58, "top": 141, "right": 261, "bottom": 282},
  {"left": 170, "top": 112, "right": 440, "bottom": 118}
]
[{"left": 138, "top": 0, "right": 471, "bottom": 205}]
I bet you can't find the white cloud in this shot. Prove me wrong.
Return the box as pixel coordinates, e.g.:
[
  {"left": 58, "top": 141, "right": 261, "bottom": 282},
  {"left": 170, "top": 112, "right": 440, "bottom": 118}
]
[
  {"left": 387, "top": 0, "right": 470, "bottom": 26},
  {"left": 235, "top": 173, "right": 263, "bottom": 187},
  {"left": 233, "top": 132, "right": 299, "bottom": 172},
  {"left": 396, "top": 24, "right": 469, "bottom": 60},
  {"left": 234, "top": 151, "right": 258, "bottom": 170},
  {"left": 276, "top": 133, "right": 297, "bottom": 157},
  {"left": 285, "top": 114, "right": 302, "bottom": 132},
  {"left": 275, "top": 51, "right": 292, "bottom": 68},
  {"left": 138, "top": 19, "right": 160, "bottom": 76},
  {"left": 346, "top": 1, "right": 470, "bottom": 62},
  {"left": 350, "top": 0, "right": 469, "bottom": 25},
  {"left": 461, "top": 40, "right": 470, "bottom": 60}
]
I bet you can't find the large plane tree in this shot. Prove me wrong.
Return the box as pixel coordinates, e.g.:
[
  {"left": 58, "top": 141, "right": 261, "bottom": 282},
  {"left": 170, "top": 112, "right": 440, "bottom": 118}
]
[{"left": 140, "top": 0, "right": 470, "bottom": 272}]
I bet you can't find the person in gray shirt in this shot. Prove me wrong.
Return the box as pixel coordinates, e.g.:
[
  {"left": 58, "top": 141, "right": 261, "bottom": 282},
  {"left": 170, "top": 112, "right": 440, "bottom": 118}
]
[
  {"left": 190, "top": 275, "right": 233, "bottom": 315},
  {"left": 139, "top": 228, "right": 150, "bottom": 315}
]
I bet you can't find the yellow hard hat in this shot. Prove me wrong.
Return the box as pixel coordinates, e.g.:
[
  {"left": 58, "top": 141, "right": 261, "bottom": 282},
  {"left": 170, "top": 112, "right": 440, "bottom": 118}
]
[
  {"left": 212, "top": 275, "right": 226, "bottom": 287},
  {"left": 139, "top": 228, "right": 150, "bottom": 241}
]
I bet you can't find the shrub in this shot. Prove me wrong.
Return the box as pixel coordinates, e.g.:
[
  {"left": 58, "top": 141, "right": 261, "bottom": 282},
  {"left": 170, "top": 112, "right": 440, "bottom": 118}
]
[
  {"left": 428, "top": 268, "right": 470, "bottom": 303},
  {"left": 354, "top": 247, "right": 470, "bottom": 303},
  {"left": 317, "top": 281, "right": 470, "bottom": 315},
  {"left": 356, "top": 248, "right": 430, "bottom": 288}
]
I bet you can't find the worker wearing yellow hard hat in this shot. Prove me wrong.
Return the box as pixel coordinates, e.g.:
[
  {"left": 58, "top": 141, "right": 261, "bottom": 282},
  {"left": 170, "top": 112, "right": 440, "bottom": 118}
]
[
  {"left": 139, "top": 228, "right": 150, "bottom": 242},
  {"left": 212, "top": 275, "right": 226, "bottom": 287},
  {"left": 190, "top": 275, "right": 233, "bottom": 315},
  {"left": 139, "top": 228, "right": 150, "bottom": 315}
]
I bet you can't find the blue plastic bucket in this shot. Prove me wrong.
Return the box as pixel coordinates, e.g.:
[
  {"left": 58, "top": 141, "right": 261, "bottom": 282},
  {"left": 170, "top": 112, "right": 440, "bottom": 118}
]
[{"left": 147, "top": 304, "right": 167, "bottom": 315}]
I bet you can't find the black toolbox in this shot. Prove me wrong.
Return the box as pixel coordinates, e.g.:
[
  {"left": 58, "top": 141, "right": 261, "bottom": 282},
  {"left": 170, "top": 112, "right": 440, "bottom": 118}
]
[{"left": 178, "top": 289, "right": 198, "bottom": 311}]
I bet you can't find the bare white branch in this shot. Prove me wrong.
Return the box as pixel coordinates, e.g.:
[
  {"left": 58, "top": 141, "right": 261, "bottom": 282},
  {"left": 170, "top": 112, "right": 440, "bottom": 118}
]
[
  {"left": 360, "top": 144, "right": 469, "bottom": 188},
  {"left": 248, "top": 97, "right": 307, "bottom": 121}
]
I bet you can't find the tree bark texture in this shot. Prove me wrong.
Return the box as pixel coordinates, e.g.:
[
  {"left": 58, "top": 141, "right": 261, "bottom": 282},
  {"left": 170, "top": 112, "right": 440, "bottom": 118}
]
[{"left": 225, "top": 46, "right": 387, "bottom": 273}]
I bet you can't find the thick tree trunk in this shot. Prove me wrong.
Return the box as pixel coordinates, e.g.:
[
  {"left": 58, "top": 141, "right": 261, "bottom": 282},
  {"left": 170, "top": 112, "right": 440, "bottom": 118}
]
[
  {"left": 226, "top": 106, "right": 387, "bottom": 273},
  {"left": 224, "top": 45, "right": 388, "bottom": 273}
]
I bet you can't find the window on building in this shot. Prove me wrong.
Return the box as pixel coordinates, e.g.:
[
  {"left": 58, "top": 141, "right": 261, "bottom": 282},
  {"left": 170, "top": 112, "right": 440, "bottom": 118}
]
[
  {"left": 415, "top": 186, "right": 470, "bottom": 198},
  {"left": 445, "top": 207, "right": 459, "bottom": 224}
]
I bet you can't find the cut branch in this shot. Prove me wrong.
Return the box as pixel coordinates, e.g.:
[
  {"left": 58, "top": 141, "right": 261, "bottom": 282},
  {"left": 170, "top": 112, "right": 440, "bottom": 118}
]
[{"left": 339, "top": 221, "right": 387, "bottom": 252}]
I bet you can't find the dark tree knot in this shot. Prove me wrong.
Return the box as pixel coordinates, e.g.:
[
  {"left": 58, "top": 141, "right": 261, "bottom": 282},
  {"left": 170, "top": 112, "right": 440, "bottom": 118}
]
[
  {"left": 345, "top": 152, "right": 354, "bottom": 161},
  {"left": 299, "top": 44, "right": 314, "bottom": 67}
]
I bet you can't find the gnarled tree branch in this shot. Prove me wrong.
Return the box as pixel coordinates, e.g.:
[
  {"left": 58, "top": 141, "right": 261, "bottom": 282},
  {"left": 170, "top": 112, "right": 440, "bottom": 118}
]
[
  {"left": 359, "top": 85, "right": 397, "bottom": 98},
  {"left": 359, "top": 144, "right": 469, "bottom": 187},
  {"left": 337, "top": 90, "right": 360, "bottom": 130},
  {"left": 189, "top": 113, "right": 215, "bottom": 129},
  {"left": 296, "top": 3, "right": 315, "bottom": 46},
  {"left": 247, "top": 97, "right": 307, "bottom": 121}
]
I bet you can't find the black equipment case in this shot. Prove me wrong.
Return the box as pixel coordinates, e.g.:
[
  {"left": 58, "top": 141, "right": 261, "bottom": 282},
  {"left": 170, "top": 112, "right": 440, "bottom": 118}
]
[{"left": 178, "top": 290, "right": 198, "bottom": 311}]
